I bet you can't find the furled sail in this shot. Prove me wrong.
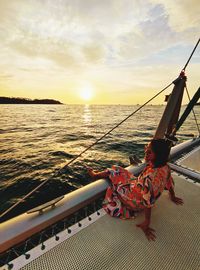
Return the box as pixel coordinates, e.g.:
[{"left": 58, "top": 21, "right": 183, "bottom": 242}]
[{"left": 154, "top": 71, "right": 187, "bottom": 139}]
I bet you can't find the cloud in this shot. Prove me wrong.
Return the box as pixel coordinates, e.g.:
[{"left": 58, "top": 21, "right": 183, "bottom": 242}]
[
  {"left": 150, "top": 0, "right": 200, "bottom": 32},
  {"left": 10, "top": 37, "right": 79, "bottom": 67},
  {"left": 0, "top": 0, "right": 153, "bottom": 68},
  {"left": 82, "top": 43, "right": 106, "bottom": 63},
  {"left": 0, "top": 73, "right": 13, "bottom": 79},
  {"left": 1, "top": 0, "right": 199, "bottom": 69}
]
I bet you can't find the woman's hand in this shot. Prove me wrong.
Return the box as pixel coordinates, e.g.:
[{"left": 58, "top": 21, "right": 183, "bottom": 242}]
[
  {"left": 86, "top": 167, "right": 110, "bottom": 180},
  {"left": 136, "top": 221, "right": 156, "bottom": 241},
  {"left": 86, "top": 167, "right": 96, "bottom": 179},
  {"left": 169, "top": 187, "right": 184, "bottom": 205},
  {"left": 170, "top": 195, "right": 184, "bottom": 205}
]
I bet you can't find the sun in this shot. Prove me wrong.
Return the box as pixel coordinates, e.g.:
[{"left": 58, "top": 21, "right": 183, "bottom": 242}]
[{"left": 79, "top": 84, "right": 94, "bottom": 101}]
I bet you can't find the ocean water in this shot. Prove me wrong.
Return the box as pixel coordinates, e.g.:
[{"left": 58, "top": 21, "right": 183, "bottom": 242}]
[{"left": 0, "top": 104, "right": 199, "bottom": 221}]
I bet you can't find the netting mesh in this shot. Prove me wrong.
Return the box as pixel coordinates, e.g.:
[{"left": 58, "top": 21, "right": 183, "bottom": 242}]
[{"left": 178, "top": 146, "right": 200, "bottom": 172}]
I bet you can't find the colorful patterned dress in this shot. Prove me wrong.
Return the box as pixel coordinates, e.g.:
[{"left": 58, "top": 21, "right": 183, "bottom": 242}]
[{"left": 102, "top": 164, "right": 174, "bottom": 219}]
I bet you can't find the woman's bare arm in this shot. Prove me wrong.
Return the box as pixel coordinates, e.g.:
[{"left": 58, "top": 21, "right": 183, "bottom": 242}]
[{"left": 87, "top": 167, "right": 110, "bottom": 180}]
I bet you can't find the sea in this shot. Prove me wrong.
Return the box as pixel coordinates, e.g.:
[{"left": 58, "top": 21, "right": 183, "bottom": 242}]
[{"left": 0, "top": 104, "right": 199, "bottom": 221}]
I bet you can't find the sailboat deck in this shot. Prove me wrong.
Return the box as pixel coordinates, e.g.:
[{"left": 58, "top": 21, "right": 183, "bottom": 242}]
[{"left": 15, "top": 173, "right": 200, "bottom": 270}]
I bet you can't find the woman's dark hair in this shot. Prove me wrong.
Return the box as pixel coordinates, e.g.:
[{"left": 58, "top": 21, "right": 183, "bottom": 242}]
[{"left": 151, "top": 139, "right": 171, "bottom": 168}]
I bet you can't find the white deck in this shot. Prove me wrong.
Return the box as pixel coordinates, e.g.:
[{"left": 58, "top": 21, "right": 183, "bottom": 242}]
[{"left": 4, "top": 173, "right": 199, "bottom": 270}]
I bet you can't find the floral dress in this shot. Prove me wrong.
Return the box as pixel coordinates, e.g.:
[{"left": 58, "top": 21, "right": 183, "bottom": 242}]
[{"left": 102, "top": 164, "right": 174, "bottom": 219}]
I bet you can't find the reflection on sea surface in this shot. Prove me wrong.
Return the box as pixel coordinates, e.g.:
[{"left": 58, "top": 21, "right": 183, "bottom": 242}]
[{"left": 83, "top": 104, "right": 91, "bottom": 124}]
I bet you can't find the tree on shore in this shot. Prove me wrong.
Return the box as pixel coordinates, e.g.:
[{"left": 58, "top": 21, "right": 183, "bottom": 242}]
[{"left": 0, "top": 97, "right": 63, "bottom": 104}]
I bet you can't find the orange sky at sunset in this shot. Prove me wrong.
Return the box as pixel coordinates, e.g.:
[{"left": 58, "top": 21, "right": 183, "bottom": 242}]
[{"left": 0, "top": 0, "right": 199, "bottom": 104}]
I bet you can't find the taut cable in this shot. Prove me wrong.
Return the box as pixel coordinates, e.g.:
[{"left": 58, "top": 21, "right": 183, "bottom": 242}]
[
  {"left": 185, "top": 84, "right": 200, "bottom": 135},
  {"left": 182, "top": 38, "right": 200, "bottom": 71}
]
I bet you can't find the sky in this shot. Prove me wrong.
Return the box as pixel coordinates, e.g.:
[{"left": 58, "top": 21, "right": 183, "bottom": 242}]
[{"left": 0, "top": 0, "right": 199, "bottom": 104}]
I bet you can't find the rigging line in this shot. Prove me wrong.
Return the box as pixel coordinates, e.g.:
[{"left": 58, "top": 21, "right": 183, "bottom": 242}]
[
  {"left": 185, "top": 84, "right": 200, "bottom": 135},
  {"left": 182, "top": 38, "right": 200, "bottom": 71},
  {"left": 0, "top": 82, "right": 173, "bottom": 219}
]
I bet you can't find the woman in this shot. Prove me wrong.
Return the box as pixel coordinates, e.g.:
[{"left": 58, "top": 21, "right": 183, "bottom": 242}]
[{"left": 87, "top": 139, "right": 183, "bottom": 241}]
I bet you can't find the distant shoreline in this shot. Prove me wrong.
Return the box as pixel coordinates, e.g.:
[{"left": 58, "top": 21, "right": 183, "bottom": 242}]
[{"left": 0, "top": 97, "right": 63, "bottom": 104}]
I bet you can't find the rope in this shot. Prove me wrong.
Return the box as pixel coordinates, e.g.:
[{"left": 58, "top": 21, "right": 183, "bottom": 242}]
[
  {"left": 185, "top": 84, "right": 200, "bottom": 135},
  {"left": 1, "top": 38, "right": 200, "bottom": 219},
  {"left": 0, "top": 82, "right": 173, "bottom": 219},
  {"left": 182, "top": 38, "right": 200, "bottom": 71}
]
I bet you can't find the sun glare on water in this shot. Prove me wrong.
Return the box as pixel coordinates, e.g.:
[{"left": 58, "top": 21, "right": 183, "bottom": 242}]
[{"left": 79, "top": 84, "right": 94, "bottom": 101}]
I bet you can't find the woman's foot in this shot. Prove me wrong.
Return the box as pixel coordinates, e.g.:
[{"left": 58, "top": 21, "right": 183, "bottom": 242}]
[{"left": 129, "top": 155, "right": 142, "bottom": 165}]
